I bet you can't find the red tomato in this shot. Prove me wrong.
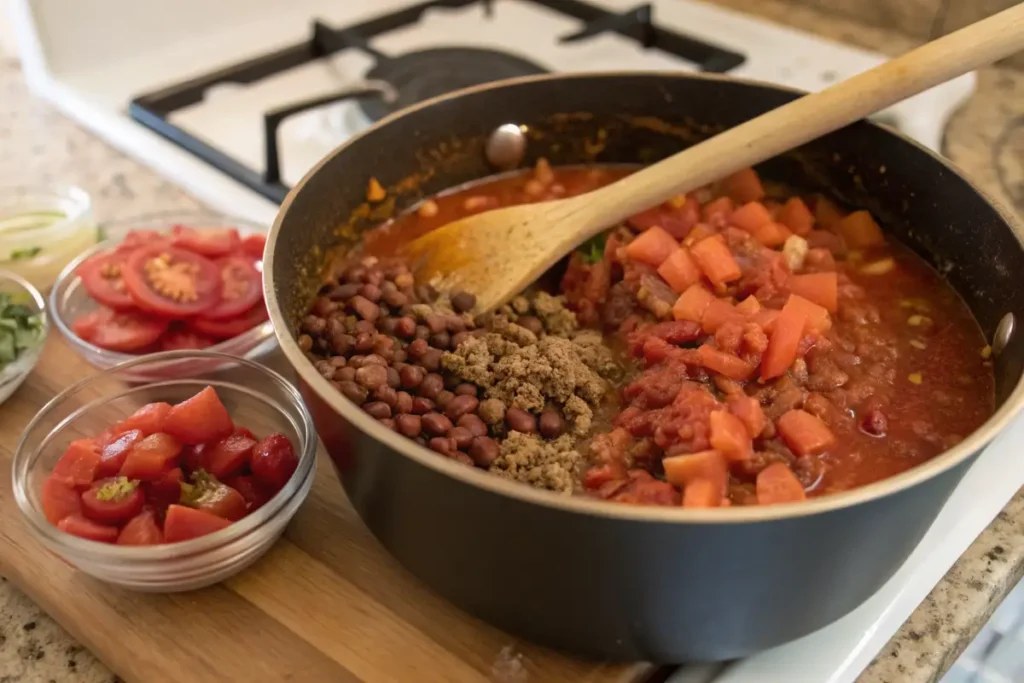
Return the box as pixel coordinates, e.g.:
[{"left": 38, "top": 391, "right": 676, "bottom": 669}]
[
  {"left": 51, "top": 439, "right": 101, "bottom": 488},
  {"left": 117, "top": 510, "right": 164, "bottom": 546},
  {"left": 160, "top": 328, "right": 216, "bottom": 351},
  {"left": 72, "top": 307, "right": 169, "bottom": 352},
  {"left": 41, "top": 476, "right": 82, "bottom": 525},
  {"left": 96, "top": 429, "right": 143, "bottom": 478},
  {"left": 163, "top": 504, "right": 232, "bottom": 543},
  {"left": 163, "top": 386, "right": 234, "bottom": 445},
  {"left": 250, "top": 433, "right": 299, "bottom": 491},
  {"left": 119, "top": 432, "right": 182, "bottom": 480},
  {"left": 224, "top": 474, "right": 272, "bottom": 511},
  {"left": 170, "top": 225, "right": 241, "bottom": 258},
  {"left": 204, "top": 431, "right": 257, "bottom": 479},
  {"left": 181, "top": 443, "right": 208, "bottom": 474},
  {"left": 182, "top": 472, "right": 248, "bottom": 521},
  {"left": 80, "top": 477, "right": 145, "bottom": 525},
  {"left": 142, "top": 467, "right": 184, "bottom": 517},
  {"left": 234, "top": 427, "right": 256, "bottom": 440},
  {"left": 200, "top": 256, "right": 262, "bottom": 320},
  {"left": 57, "top": 514, "right": 118, "bottom": 543},
  {"left": 240, "top": 234, "right": 266, "bottom": 261},
  {"left": 76, "top": 251, "right": 135, "bottom": 310},
  {"left": 189, "top": 302, "right": 268, "bottom": 340},
  {"left": 117, "top": 229, "right": 172, "bottom": 252},
  {"left": 112, "top": 402, "right": 172, "bottom": 437},
  {"left": 121, "top": 246, "right": 222, "bottom": 317}
]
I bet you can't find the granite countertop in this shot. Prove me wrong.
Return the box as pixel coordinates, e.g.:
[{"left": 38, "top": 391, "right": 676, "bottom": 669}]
[{"left": 2, "top": 1, "right": 1024, "bottom": 680}]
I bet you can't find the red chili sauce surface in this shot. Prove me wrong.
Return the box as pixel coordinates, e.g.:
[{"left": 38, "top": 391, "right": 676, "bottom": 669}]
[{"left": 326, "top": 162, "right": 994, "bottom": 507}]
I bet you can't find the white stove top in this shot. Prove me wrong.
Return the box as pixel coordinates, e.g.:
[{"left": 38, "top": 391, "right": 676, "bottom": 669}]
[{"left": 7, "top": 1, "right": 1012, "bottom": 680}]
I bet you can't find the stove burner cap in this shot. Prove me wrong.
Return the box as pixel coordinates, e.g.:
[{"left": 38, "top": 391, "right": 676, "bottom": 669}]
[{"left": 360, "top": 47, "right": 547, "bottom": 121}]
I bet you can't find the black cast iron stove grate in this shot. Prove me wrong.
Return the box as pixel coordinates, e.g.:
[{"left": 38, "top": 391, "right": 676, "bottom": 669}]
[{"left": 129, "top": 0, "right": 746, "bottom": 204}]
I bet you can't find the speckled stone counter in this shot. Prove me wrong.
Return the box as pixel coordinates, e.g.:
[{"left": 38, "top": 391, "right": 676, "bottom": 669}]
[{"left": 1, "top": 1, "right": 1024, "bottom": 680}]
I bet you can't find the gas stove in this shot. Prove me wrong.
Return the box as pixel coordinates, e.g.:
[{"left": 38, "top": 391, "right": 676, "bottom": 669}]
[{"left": 10, "top": 1, "right": 1014, "bottom": 681}]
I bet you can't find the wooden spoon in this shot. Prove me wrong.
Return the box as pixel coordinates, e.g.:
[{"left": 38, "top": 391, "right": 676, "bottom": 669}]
[{"left": 403, "top": 4, "right": 1024, "bottom": 314}]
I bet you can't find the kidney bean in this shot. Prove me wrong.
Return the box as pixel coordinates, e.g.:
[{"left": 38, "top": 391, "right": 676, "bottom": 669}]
[
  {"left": 364, "top": 401, "right": 392, "bottom": 419},
  {"left": 421, "top": 348, "right": 444, "bottom": 372},
  {"left": 450, "top": 291, "right": 476, "bottom": 313},
  {"left": 450, "top": 452, "right": 474, "bottom": 466},
  {"left": 329, "top": 356, "right": 347, "bottom": 368},
  {"left": 448, "top": 426, "right": 474, "bottom": 450},
  {"left": 354, "top": 319, "right": 376, "bottom": 336},
  {"left": 506, "top": 407, "right": 537, "bottom": 434},
  {"left": 393, "top": 349, "right": 407, "bottom": 363},
  {"left": 444, "top": 374, "right": 461, "bottom": 390},
  {"left": 380, "top": 318, "right": 399, "bottom": 336},
  {"left": 453, "top": 383, "right": 477, "bottom": 397},
  {"left": 386, "top": 367, "right": 401, "bottom": 388},
  {"left": 425, "top": 314, "right": 447, "bottom": 334},
  {"left": 315, "top": 360, "right": 335, "bottom": 379},
  {"left": 517, "top": 315, "right": 544, "bottom": 336},
  {"left": 363, "top": 353, "right": 387, "bottom": 366},
  {"left": 297, "top": 334, "right": 314, "bottom": 352},
  {"left": 378, "top": 418, "right": 396, "bottom": 431},
  {"left": 360, "top": 283, "right": 382, "bottom": 302},
  {"left": 366, "top": 271, "right": 384, "bottom": 288},
  {"left": 395, "top": 317, "right": 417, "bottom": 338},
  {"left": 469, "top": 436, "right": 499, "bottom": 467},
  {"left": 415, "top": 325, "right": 432, "bottom": 341},
  {"left": 451, "top": 331, "right": 471, "bottom": 348},
  {"left": 445, "top": 394, "right": 480, "bottom": 421},
  {"left": 333, "top": 366, "right": 356, "bottom": 383},
  {"left": 338, "top": 381, "right": 368, "bottom": 405},
  {"left": 349, "top": 295, "right": 380, "bottom": 322},
  {"left": 355, "top": 364, "right": 388, "bottom": 390},
  {"left": 395, "top": 272, "right": 415, "bottom": 290},
  {"left": 860, "top": 409, "right": 888, "bottom": 437},
  {"left": 422, "top": 412, "right": 454, "bottom": 436},
  {"left": 411, "top": 397, "right": 435, "bottom": 414},
  {"left": 539, "top": 409, "right": 566, "bottom": 439},
  {"left": 416, "top": 283, "right": 438, "bottom": 302},
  {"left": 313, "top": 296, "right": 339, "bottom": 317},
  {"left": 419, "top": 373, "right": 444, "bottom": 399},
  {"left": 330, "top": 330, "right": 354, "bottom": 356},
  {"left": 354, "top": 332, "right": 375, "bottom": 353},
  {"left": 395, "top": 414, "right": 422, "bottom": 438},
  {"left": 302, "top": 315, "right": 327, "bottom": 336},
  {"left": 428, "top": 437, "right": 453, "bottom": 456},
  {"left": 430, "top": 331, "right": 451, "bottom": 350},
  {"left": 447, "top": 316, "right": 467, "bottom": 334},
  {"left": 407, "top": 338, "right": 430, "bottom": 359},
  {"left": 435, "top": 390, "right": 455, "bottom": 409},
  {"left": 348, "top": 355, "right": 366, "bottom": 369},
  {"left": 399, "top": 364, "right": 426, "bottom": 389},
  {"left": 383, "top": 289, "right": 408, "bottom": 308},
  {"left": 328, "top": 283, "right": 361, "bottom": 300},
  {"left": 373, "top": 386, "right": 398, "bottom": 408},
  {"left": 344, "top": 266, "right": 366, "bottom": 283},
  {"left": 396, "top": 391, "right": 414, "bottom": 414},
  {"left": 457, "top": 413, "right": 488, "bottom": 437}
]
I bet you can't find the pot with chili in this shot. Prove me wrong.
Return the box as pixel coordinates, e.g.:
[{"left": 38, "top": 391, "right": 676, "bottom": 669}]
[{"left": 265, "top": 73, "right": 1024, "bottom": 662}]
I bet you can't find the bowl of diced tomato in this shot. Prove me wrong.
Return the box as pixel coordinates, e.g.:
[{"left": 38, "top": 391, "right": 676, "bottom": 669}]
[
  {"left": 11, "top": 350, "right": 317, "bottom": 592},
  {"left": 49, "top": 212, "right": 275, "bottom": 377}
]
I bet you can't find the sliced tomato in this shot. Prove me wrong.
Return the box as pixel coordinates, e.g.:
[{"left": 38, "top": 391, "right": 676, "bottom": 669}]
[
  {"left": 112, "top": 402, "right": 172, "bottom": 437},
  {"left": 181, "top": 443, "right": 208, "bottom": 474},
  {"left": 121, "top": 245, "right": 222, "bottom": 317},
  {"left": 160, "top": 328, "right": 216, "bottom": 351},
  {"left": 117, "top": 229, "right": 172, "bottom": 252},
  {"left": 189, "top": 302, "right": 268, "bottom": 340},
  {"left": 141, "top": 467, "right": 184, "bottom": 517},
  {"left": 181, "top": 471, "right": 248, "bottom": 521},
  {"left": 119, "top": 432, "right": 182, "bottom": 480},
  {"left": 72, "top": 307, "right": 169, "bottom": 352},
  {"left": 77, "top": 251, "right": 136, "bottom": 310},
  {"left": 41, "top": 475, "right": 82, "bottom": 525},
  {"left": 224, "top": 474, "right": 273, "bottom": 511},
  {"left": 250, "top": 433, "right": 299, "bottom": 492},
  {"left": 117, "top": 510, "right": 164, "bottom": 546},
  {"left": 204, "top": 431, "right": 257, "bottom": 480},
  {"left": 163, "top": 504, "right": 232, "bottom": 543},
  {"left": 80, "top": 477, "right": 145, "bottom": 525},
  {"left": 57, "top": 514, "right": 118, "bottom": 543},
  {"left": 170, "top": 225, "right": 241, "bottom": 258},
  {"left": 96, "top": 429, "right": 143, "bottom": 478},
  {"left": 199, "top": 256, "right": 261, "bottom": 320},
  {"left": 240, "top": 234, "right": 267, "bottom": 261},
  {"left": 163, "top": 386, "right": 234, "bottom": 445},
  {"left": 51, "top": 439, "right": 101, "bottom": 488}
]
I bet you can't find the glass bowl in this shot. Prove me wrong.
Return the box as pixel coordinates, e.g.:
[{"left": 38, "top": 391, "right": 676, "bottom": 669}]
[
  {"left": 11, "top": 350, "right": 317, "bottom": 592},
  {"left": 0, "top": 269, "right": 49, "bottom": 406},
  {"left": 49, "top": 211, "right": 275, "bottom": 379}
]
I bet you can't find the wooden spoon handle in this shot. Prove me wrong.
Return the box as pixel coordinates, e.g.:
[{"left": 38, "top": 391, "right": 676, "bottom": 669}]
[{"left": 570, "top": 2, "right": 1024, "bottom": 235}]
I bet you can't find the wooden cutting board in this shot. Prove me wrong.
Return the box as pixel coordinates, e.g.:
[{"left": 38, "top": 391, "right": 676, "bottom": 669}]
[{"left": 0, "top": 335, "right": 659, "bottom": 683}]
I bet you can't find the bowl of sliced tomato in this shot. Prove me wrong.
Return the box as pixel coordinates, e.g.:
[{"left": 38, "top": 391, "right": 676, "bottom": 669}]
[
  {"left": 49, "top": 212, "right": 275, "bottom": 376},
  {"left": 11, "top": 350, "right": 317, "bottom": 592}
]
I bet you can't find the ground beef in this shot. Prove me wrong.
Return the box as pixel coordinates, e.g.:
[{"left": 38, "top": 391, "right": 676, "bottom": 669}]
[{"left": 491, "top": 432, "right": 581, "bottom": 493}]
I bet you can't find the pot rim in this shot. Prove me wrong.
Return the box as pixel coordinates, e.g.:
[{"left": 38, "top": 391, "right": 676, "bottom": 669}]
[{"left": 265, "top": 70, "right": 1024, "bottom": 524}]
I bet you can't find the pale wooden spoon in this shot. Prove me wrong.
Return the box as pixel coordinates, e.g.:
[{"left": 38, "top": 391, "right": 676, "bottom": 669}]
[{"left": 403, "top": 4, "right": 1024, "bottom": 314}]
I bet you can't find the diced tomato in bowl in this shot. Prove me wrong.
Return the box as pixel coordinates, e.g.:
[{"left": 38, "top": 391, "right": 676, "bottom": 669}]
[{"left": 11, "top": 355, "right": 316, "bottom": 592}]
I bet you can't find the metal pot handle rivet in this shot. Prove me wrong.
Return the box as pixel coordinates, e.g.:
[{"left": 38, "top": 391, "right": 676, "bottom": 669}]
[
  {"left": 486, "top": 123, "right": 527, "bottom": 170},
  {"left": 993, "top": 312, "right": 1015, "bottom": 356}
]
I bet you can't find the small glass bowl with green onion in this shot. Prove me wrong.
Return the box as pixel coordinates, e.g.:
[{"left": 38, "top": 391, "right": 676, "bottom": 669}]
[
  {"left": 0, "top": 185, "right": 97, "bottom": 291},
  {"left": 0, "top": 270, "right": 48, "bottom": 405}
]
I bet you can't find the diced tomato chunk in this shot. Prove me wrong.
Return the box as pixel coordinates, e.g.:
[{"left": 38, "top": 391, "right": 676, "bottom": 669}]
[
  {"left": 788, "top": 272, "right": 838, "bottom": 313},
  {"left": 789, "top": 293, "right": 832, "bottom": 336},
  {"left": 709, "top": 410, "right": 753, "bottom": 461},
  {"left": 250, "top": 433, "right": 300, "bottom": 491},
  {"left": 751, "top": 308, "right": 780, "bottom": 335},
  {"left": 682, "top": 479, "right": 723, "bottom": 508},
  {"left": 662, "top": 450, "right": 727, "bottom": 491},
  {"left": 142, "top": 467, "right": 184, "bottom": 516},
  {"left": 724, "top": 168, "right": 765, "bottom": 203},
  {"left": 756, "top": 463, "right": 807, "bottom": 505},
  {"left": 163, "top": 504, "right": 232, "bottom": 543},
  {"left": 690, "top": 234, "right": 741, "bottom": 288},
  {"left": 696, "top": 344, "right": 756, "bottom": 381},
  {"left": 81, "top": 477, "right": 145, "bottom": 525},
  {"left": 41, "top": 476, "right": 82, "bottom": 525},
  {"left": 735, "top": 296, "right": 761, "bottom": 316},
  {"left": 761, "top": 294, "right": 828, "bottom": 380},
  {"left": 117, "top": 510, "right": 164, "bottom": 546},
  {"left": 204, "top": 432, "right": 258, "bottom": 480},
  {"left": 657, "top": 248, "right": 702, "bottom": 293},
  {"left": 730, "top": 201, "right": 772, "bottom": 233},
  {"left": 163, "top": 386, "right": 234, "bottom": 445},
  {"left": 837, "top": 210, "right": 885, "bottom": 248},
  {"left": 224, "top": 474, "right": 274, "bottom": 511},
  {"left": 701, "top": 197, "right": 733, "bottom": 227},
  {"left": 96, "top": 429, "right": 143, "bottom": 478},
  {"left": 112, "top": 402, "right": 172, "bottom": 437},
  {"left": 119, "top": 433, "right": 182, "bottom": 480},
  {"left": 673, "top": 283, "right": 715, "bottom": 322},
  {"left": 51, "top": 439, "right": 101, "bottom": 488},
  {"left": 749, "top": 221, "right": 792, "bottom": 248},
  {"left": 728, "top": 395, "right": 767, "bottom": 438},
  {"left": 57, "top": 514, "right": 119, "bottom": 543},
  {"left": 777, "top": 409, "right": 838, "bottom": 456},
  {"left": 624, "top": 226, "right": 679, "bottom": 268},
  {"left": 813, "top": 195, "right": 844, "bottom": 229},
  {"left": 684, "top": 222, "right": 717, "bottom": 246},
  {"left": 701, "top": 299, "right": 739, "bottom": 334},
  {"left": 777, "top": 197, "right": 814, "bottom": 236}
]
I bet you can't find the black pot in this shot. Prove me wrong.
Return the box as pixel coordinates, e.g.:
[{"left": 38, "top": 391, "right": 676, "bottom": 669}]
[{"left": 264, "top": 73, "right": 1024, "bottom": 662}]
